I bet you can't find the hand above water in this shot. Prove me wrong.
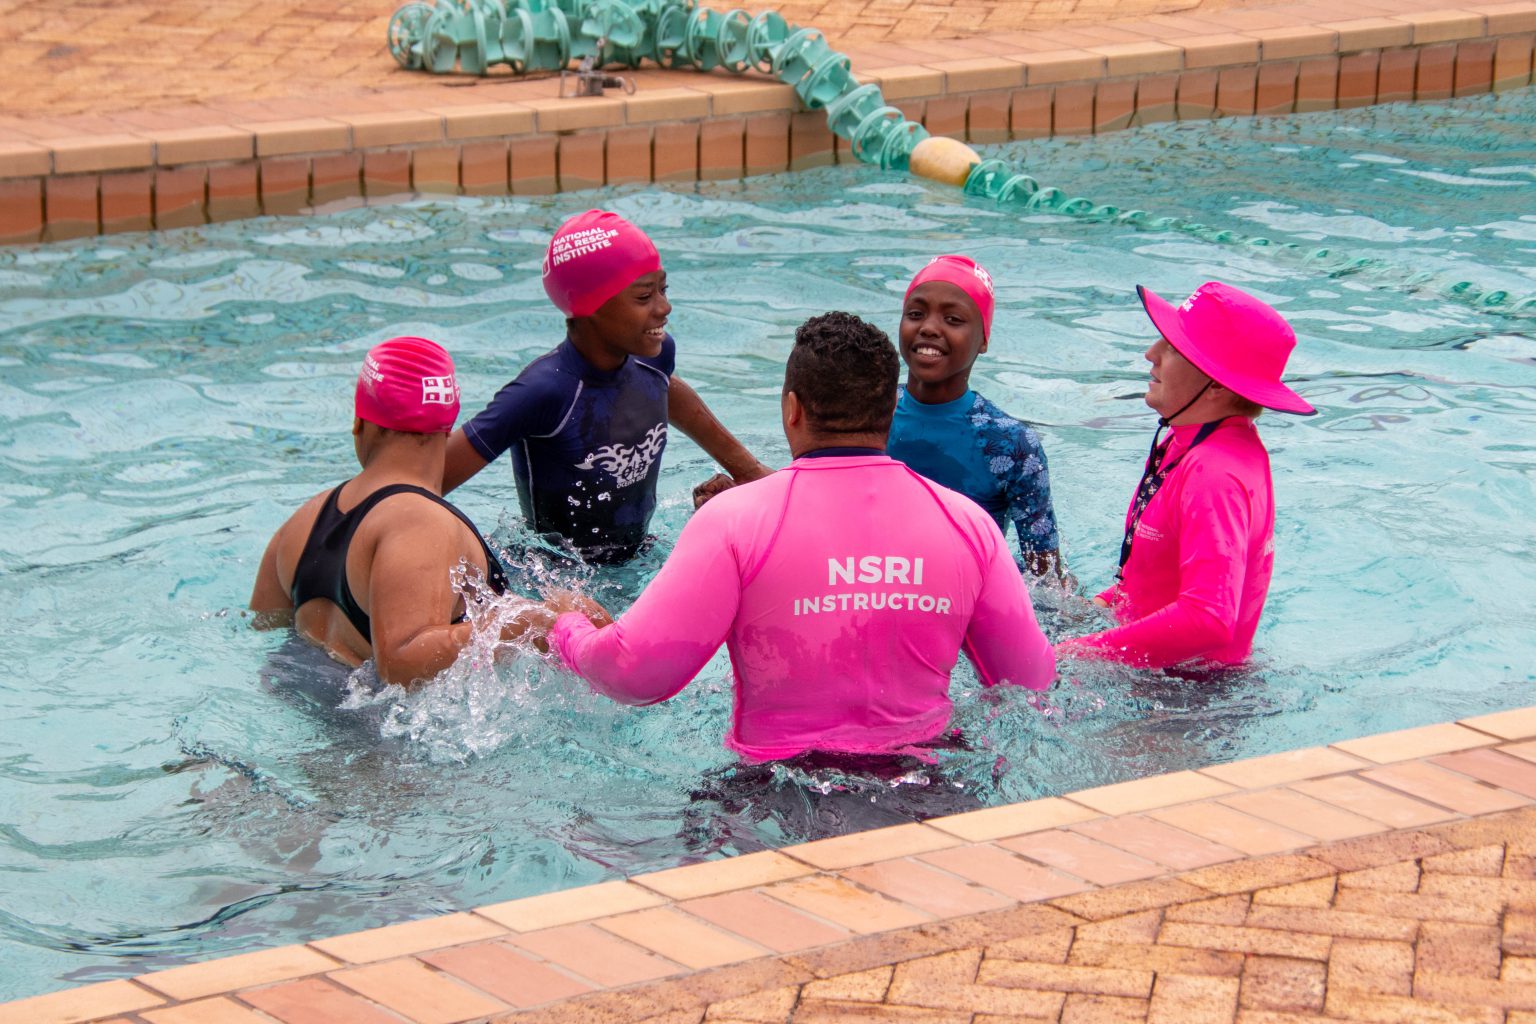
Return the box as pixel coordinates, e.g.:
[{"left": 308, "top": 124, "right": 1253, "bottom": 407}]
[
  {"left": 543, "top": 588, "right": 614, "bottom": 629},
  {"left": 692, "top": 472, "right": 734, "bottom": 509},
  {"left": 692, "top": 461, "right": 774, "bottom": 510}
]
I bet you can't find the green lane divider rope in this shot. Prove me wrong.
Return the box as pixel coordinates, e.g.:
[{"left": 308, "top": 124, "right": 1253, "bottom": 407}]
[
  {"left": 387, "top": 0, "right": 1536, "bottom": 317},
  {"left": 963, "top": 159, "right": 1536, "bottom": 313}
]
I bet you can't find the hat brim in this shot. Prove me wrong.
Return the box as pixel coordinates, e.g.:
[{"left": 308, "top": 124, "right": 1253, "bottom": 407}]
[{"left": 1137, "top": 285, "right": 1317, "bottom": 416}]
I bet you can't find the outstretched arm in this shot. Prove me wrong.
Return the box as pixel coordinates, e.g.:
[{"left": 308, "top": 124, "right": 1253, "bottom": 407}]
[
  {"left": 547, "top": 505, "right": 741, "bottom": 704},
  {"left": 963, "top": 529, "right": 1056, "bottom": 690},
  {"left": 1021, "top": 548, "right": 1066, "bottom": 580},
  {"left": 999, "top": 421, "right": 1066, "bottom": 581},
  {"left": 668, "top": 375, "right": 772, "bottom": 484},
  {"left": 365, "top": 516, "right": 481, "bottom": 687}
]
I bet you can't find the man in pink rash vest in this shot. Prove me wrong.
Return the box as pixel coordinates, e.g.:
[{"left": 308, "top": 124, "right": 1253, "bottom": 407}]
[
  {"left": 1059, "top": 282, "right": 1316, "bottom": 671},
  {"left": 543, "top": 312, "right": 1056, "bottom": 762}
]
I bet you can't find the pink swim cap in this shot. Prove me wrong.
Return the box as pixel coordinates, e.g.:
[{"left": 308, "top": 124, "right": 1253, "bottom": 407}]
[
  {"left": 905, "top": 255, "right": 996, "bottom": 338},
  {"left": 354, "top": 336, "right": 460, "bottom": 434},
  {"left": 542, "top": 209, "right": 662, "bottom": 318}
]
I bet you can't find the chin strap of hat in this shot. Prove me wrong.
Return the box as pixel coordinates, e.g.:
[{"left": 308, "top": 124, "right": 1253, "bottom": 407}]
[
  {"left": 1156, "top": 379, "right": 1211, "bottom": 431},
  {"left": 1116, "top": 380, "right": 1218, "bottom": 581},
  {"left": 1141, "top": 378, "right": 1212, "bottom": 470}
]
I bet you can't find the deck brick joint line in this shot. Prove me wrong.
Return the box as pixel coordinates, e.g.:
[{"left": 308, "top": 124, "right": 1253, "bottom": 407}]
[{"left": 5, "top": 703, "right": 1535, "bottom": 1022}]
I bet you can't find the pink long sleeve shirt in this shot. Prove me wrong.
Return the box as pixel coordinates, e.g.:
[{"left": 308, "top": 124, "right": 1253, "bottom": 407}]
[
  {"left": 1065, "top": 418, "right": 1275, "bottom": 670},
  {"left": 548, "top": 453, "right": 1056, "bottom": 762}
]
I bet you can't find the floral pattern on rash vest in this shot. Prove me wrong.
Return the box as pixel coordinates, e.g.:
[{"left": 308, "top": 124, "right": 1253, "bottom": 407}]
[{"left": 967, "top": 392, "right": 1060, "bottom": 556}]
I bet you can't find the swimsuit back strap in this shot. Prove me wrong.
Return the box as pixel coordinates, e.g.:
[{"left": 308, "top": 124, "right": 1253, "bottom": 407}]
[
  {"left": 355, "top": 484, "right": 510, "bottom": 597},
  {"left": 290, "top": 483, "right": 508, "bottom": 645}
]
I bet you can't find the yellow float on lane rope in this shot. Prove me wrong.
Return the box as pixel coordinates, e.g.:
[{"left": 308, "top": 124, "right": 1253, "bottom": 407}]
[{"left": 909, "top": 136, "right": 982, "bottom": 186}]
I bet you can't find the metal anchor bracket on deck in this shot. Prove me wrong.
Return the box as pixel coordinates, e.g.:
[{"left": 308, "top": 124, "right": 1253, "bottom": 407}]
[{"left": 560, "top": 43, "right": 638, "bottom": 97}]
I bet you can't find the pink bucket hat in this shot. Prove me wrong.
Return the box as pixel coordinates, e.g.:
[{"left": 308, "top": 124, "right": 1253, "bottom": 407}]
[
  {"left": 905, "top": 254, "right": 996, "bottom": 338},
  {"left": 542, "top": 209, "right": 662, "bottom": 318},
  {"left": 1138, "top": 282, "right": 1316, "bottom": 416},
  {"left": 354, "top": 336, "right": 460, "bottom": 434}
]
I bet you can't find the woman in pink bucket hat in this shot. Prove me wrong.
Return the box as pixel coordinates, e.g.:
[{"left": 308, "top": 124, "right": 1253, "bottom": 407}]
[{"left": 1059, "top": 281, "right": 1315, "bottom": 671}]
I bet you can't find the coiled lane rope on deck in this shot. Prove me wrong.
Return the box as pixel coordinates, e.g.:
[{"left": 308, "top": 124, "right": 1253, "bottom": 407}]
[
  {"left": 388, "top": 0, "right": 1536, "bottom": 317},
  {"left": 389, "top": 0, "right": 930, "bottom": 171}
]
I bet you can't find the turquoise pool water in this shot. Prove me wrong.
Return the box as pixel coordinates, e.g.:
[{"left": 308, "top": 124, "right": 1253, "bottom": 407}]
[{"left": 2, "top": 90, "right": 1535, "bottom": 999}]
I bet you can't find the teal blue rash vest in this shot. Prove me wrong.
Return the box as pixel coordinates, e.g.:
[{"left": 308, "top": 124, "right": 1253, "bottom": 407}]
[{"left": 887, "top": 389, "right": 1060, "bottom": 558}]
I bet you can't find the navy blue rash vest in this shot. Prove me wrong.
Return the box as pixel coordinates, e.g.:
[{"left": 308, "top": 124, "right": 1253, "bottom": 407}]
[{"left": 462, "top": 336, "right": 674, "bottom": 564}]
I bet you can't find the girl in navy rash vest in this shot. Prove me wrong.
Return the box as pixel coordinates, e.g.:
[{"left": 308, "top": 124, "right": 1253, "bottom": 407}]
[
  {"left": 887, "top": 255, "right": 1065, "bottom": 580},
  {"left": 438, "top": 210, "right": 771, "bottom": 564}
]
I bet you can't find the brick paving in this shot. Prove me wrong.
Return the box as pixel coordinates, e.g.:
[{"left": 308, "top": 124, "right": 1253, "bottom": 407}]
[
  {"left": 0, "top": 0, "right": 1461, "bottom": 128},
  {"left": 10, "top": 713, "right": 1536, "bottom": 1022},
  {"left": 2, "top": 0, "right": 1504, "bottom": 246},
  {"left": 501, "top": 807, "right": 1536, "bottom": 1023},
  {"left": 0, "top": 0, "right": 1238, "bottom": 119}
]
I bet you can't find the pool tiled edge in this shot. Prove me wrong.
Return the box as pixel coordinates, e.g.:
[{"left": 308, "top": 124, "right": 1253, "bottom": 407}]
[
  {"left": 5, "top": 704, "right": 1535, "bottom": 1023},
  {"left": 3, "top": 1, "right": 1535, "bottom": 245}
]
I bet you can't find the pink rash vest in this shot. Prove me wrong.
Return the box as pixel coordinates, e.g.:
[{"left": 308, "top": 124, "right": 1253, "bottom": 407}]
[
  {"left": 547, "top": 453, "right": 1056, "bottom": 762},
  {"left": 1064, "top": 418, "right": 1275, "bottom": 670}
]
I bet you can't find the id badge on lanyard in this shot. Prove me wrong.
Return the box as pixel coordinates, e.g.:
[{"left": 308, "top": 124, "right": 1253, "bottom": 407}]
[{"left": 1115, "top": 418, "right": 1226, "bottom": 581}]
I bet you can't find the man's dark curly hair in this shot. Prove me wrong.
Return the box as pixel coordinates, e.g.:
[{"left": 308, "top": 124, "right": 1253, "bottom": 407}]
[{"left": 784, "top": 311, "right": 900, "bottom": 437}]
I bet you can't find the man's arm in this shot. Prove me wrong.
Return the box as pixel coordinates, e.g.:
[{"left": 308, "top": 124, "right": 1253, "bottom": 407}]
[
  {"left": 668, "top": 375, "right": 772, "bottom": 484},
  {"left": 547, "top": 504, "right": 742, "bottom": 704},
  {"left": 962, "top": 528, "right": 1056, "bottom": 690},
  {"left": 442, "top": 428, "right": 492, "bottom": 495}
]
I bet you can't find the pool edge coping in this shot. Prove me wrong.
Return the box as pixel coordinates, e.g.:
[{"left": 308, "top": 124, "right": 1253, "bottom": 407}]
[
  {"left": 4, "top": 703, "right": 1534, "bottom": 1023},
  {"left": 3, "top": 0, "right": 1536, "bottom": 243}
]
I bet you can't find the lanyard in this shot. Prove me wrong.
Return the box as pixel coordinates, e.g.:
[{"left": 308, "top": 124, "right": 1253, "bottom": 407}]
[{"left": 1116, "top": 417, "right": 1228, "bottom": 579}]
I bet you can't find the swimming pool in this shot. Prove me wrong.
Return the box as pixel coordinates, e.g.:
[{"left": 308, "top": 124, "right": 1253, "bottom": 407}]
[{"left": 2, "top": 89, "right": 1535, "bottom": 999}]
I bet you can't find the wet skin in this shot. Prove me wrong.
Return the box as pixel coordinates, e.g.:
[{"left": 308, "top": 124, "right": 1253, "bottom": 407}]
[
  {"left": 900, "top": 280, "right": 986, "bottom": 405},
  {"left": 1143, "top": 334, "right": 1214, "bottom": 422},
  {"left": 568, "top": 270, "right": 671, "bottom": 372}
]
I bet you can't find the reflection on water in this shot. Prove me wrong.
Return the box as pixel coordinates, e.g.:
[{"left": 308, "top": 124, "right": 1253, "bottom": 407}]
[{"left": 1, "top": 90, "right": 1536, "bottom": 998}]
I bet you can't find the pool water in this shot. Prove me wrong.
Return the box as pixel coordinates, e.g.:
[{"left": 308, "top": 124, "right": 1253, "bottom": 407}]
[{"left": 3, "top": 89, "right": 1536, "bottom": 999}]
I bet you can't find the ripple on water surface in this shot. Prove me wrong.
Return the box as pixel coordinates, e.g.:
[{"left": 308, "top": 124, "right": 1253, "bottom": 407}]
[{"left": 1, "top": 91, "right": 1535, "bottom": 999}]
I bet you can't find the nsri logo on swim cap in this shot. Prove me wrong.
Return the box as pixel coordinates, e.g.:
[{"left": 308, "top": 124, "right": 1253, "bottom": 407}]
[
  {"left": 972, "top": 264, "right": 994, "bottom": 295},
  {"left": 361, "top": 354, "right": 385, "bottom": 384},
  {"left": 421, "top": 375, "right": 458, "bottom": 406}
]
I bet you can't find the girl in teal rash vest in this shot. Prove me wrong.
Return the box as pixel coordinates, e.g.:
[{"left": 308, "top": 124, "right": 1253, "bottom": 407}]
[{"left": 886, "top": 255, "right": 1065, "bottom": 581}]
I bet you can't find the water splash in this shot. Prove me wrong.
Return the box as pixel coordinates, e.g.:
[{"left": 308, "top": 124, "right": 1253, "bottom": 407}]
[{"left": 337, "top": 554, "right": 617, "bottom": 764}]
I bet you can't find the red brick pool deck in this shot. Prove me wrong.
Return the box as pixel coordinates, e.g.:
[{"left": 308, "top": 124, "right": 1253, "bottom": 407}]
[
  {"left": 3, "top": 0, "right": 1536, "bottom": 1021},
  {"left": 2, "top": 0, "right": 1533, "bottom": 239}
]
